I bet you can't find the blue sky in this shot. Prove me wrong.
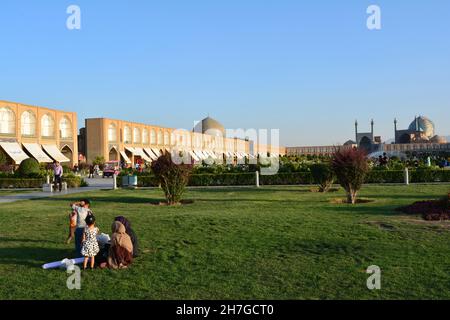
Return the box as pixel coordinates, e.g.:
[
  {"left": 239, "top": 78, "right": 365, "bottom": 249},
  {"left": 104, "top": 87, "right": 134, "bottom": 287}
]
[{"left": 0, "top": 0, "right": 449, "bottom": 146}]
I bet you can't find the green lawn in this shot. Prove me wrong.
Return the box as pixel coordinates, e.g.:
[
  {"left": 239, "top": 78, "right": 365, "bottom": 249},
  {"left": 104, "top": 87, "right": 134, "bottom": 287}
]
[{"left": 0, "top": 185, "right": 449, "bottom": 300}]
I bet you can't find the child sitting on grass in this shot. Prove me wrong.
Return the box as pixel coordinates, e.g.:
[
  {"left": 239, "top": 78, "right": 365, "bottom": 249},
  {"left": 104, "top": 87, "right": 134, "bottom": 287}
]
[
  {"left": 66, "top": 209, "right": 77, "bottom": 244},
  {"left": 81, "top": 215, "right": 100, "bottom": 270}
]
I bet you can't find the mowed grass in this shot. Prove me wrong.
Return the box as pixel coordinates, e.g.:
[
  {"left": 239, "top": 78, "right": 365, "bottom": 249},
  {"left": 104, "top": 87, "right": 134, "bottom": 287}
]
[{"left": 0, "top": 185, "right": 449, "bottom": 300}]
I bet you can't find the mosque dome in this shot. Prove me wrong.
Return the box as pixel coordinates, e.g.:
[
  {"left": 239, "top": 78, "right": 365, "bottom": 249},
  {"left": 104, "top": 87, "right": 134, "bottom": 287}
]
[
  {"left": 408, "top": 116, "right": 435, "bottom": 138},
  {"left": 344, "top": 140, "right": 356, "bottom": 146},
  {"left": 430, "top": 135, "right": 447, "bottom": 144},
  {"left": 194, "top": 116, "right": 225, "bottom": 137}
]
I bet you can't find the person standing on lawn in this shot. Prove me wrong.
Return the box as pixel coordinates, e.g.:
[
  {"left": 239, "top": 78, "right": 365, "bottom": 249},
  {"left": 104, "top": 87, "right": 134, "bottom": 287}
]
[
  {"left": 81, "top": 215, "right": 100, "bottom": 270},
  {"left": 71, "top": 199, "right": 93, "bottom": 256},
  {"left": 53, "top": 161, "right": 63, "bottom": 192}
]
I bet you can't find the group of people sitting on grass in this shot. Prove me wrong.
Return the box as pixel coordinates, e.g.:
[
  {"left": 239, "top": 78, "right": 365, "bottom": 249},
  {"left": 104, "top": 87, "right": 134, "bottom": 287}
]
[{"left": 67, "top": 199, "right": 139, "bottom": 270}]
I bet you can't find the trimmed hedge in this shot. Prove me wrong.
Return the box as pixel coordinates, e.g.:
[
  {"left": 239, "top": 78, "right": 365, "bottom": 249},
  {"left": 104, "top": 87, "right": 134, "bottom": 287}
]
[
  {"left": 367, "top": 170, "right": 450, "bottom": 183},
  {"left": 0, "top": 176, "right": 85, "bottom": 189},
  {"left": 120, "top": 170, "right": 450, "bottom": 187},
  {"left": 0, "top": 178, "right": 45, "bottom": 189}
]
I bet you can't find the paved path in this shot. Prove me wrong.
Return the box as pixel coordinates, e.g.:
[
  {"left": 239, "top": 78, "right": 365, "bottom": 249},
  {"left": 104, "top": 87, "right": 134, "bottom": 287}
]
[{"left": 0, "top": 178, "right": 113, "bottom": 204}]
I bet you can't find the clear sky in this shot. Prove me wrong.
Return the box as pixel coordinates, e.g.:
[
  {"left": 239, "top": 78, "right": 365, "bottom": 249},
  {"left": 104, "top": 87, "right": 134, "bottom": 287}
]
[{"left": 0, "top": 0, "right": 449, "bottom": 146}]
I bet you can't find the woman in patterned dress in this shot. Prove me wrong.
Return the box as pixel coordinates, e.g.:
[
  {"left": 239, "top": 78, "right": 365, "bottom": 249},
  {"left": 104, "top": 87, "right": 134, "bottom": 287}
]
[{"left": 81, "top": 215, "right": 100, "bottom": 270}]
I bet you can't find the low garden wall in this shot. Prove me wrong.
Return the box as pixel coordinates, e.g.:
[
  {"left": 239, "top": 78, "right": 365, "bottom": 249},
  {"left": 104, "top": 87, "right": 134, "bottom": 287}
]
[{"left": 118, "top": 169, "right": 450, "bottom": 187}]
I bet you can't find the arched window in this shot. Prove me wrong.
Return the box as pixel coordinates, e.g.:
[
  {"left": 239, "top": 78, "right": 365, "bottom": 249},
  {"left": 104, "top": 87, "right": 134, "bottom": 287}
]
[
  {"left": 157, "top": 130, "right": 163, "bottom": 145},
  {"left": 108, "top": 123, "right": 117, "bottom": 142},
  {"left": 124, "top": 126, "right": 132, "bottom": 144},
  {"left": 150, "top": 129, "right": 156, "bottom": 145},
  {"left": 164, "top": 131, "right": 169, "bottom": 145},
  {"left": 142, "top": 128, "right": 149, "bottom": 144},
  {"left": 0, "top": 107, "right": 16, "bottom": 135},
  {"left": 133, "top": 128, "right": 141, "bottom": 143},
  {"left": 59, "top": 116, "right": 72, "bottom": 139},
  {"left": 21, "top": 111, "right": 36, "bottom": 136},
  {"left": 41, "top": 114, "right": 55, "bottom": 138}
]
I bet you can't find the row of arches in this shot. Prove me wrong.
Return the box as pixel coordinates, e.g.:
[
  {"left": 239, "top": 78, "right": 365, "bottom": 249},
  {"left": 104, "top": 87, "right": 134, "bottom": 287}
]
[
  {"left": 107, "top": 123, "right": 170, "bottom": 146},
  {"left": 0, "top": 107, "right": 73, "bottom": 138},
  {"left": 106, "top": 123, "right": 226, "bottom": 149}
]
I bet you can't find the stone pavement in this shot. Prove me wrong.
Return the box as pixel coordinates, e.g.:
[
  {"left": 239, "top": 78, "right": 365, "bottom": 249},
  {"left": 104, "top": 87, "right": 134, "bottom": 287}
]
[{"left": 0, "top": 178, "right": 114, "bottom": 204}]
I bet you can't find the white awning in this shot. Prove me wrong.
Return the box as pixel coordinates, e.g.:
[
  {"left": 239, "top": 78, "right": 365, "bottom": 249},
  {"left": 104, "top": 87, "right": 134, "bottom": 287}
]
[
  {"left": 133, "top": 147, "right": 152, "bottom": 162},
  {"left": 0, "top": 142, "right": 29, "bottom": 164},
  {"left": 193, "top": 150, "right": 205, "bottom": 160},
  {"left": 189, "top": 151, "right": 200, "bottom": 161},
  {"left": 204, "top": 150, "right": 217, "bottom": 159},
  {"left": 120, "top": 151, "right": 131, "bottom": 164},
  {"left": 143, "top": 148, "right": 158, "bottom": 160},
  {"left": 22, "top": 143, "right": 53, "bottom": 163},
  {"left": 125, "top": 147, "right": 135, "bottom": 154},
  {"left": 200, "top": 151, "right": 211, "bottom": 158},
  {"left": 42, "top": 145, "right": 70, "bottom": 163},
  {"left": 151, "top": 148, "right": 162, "bottom": 157}
]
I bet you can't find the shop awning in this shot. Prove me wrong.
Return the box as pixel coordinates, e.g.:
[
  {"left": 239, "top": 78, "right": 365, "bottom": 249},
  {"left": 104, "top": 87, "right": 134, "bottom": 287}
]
[
  {"left": 189, "top": 151, "right": 200, "bottom": 161},
  {"left": 199, "top": 150, "right": 210, "bottom": 159},
  {"left": 193, "top": 150, "right": 205, "bottom": 160},
  {"left": 0, "top": 142, "right": 29, "bottom": 164},
  {"left": 119, "top": 151, "right": 131, "bottom": 164},
  {"left": 136, "top": 148, "right": 152, "bottom": 162},
  {"left": 143, "top": 148, "right": 158, "bottom": 161},
  {"left": 22, "top": 143, "right": 53, "bottom": 163},
  {"left": 151, "top": 148, "right": 162, "bottom": 157},
  {"left": 125, "top": 147, "right": 135, "bottom": 154},
  {"left": 203, "top": 151, "right": 216, "bottom": 159},
  {"left": 42, "top": 145, "right": 70, "bottom": 163}
]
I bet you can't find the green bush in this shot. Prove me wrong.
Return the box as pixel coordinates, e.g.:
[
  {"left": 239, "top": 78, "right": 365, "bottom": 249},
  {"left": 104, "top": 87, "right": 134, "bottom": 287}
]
[
  {"left": 331, "top": 148, "right": 369, "bottom": 204},
  {"left": 18, "top": 159, "right": 41, "bottom": 177},
  {"left": 310, "top": 163, "right": 335, "bottom": 192},
  {"left": 151, "top": 153, "right": 193, "bottom": 205}
]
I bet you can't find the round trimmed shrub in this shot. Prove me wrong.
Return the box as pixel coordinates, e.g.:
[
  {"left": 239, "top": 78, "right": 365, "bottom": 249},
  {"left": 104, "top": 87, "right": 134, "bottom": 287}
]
[{"left": 18, "top": 158, "right": 40, "bottom": 177}]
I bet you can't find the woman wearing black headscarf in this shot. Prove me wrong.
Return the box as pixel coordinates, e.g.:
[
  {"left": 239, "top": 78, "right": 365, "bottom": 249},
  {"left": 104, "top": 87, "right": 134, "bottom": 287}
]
[{"left": 114, "top": 216, "right": 139, "bottom": 257}]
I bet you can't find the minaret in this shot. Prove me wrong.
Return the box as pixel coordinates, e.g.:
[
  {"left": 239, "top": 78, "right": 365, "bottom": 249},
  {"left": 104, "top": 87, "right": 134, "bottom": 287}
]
[
  {"left": 371, "top": 119, "right": 374, "bottom": 136},
  {"left": 394, "top": 118, "right": 398, "bottom": 143},
  {"left": 355, "top": 120, "right": 358, "bottom": 143}
]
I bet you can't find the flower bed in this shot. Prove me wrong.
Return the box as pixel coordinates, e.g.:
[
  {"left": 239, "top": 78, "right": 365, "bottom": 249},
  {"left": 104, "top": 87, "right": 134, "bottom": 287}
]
[{"left": 396, "top": 194, "right": 450, "bottom": 221}]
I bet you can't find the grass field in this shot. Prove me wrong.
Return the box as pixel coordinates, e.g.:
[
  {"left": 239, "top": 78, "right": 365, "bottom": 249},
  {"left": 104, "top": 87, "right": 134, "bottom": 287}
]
[{"left": 0, "top": 184, "right": 449, "bottom": 300}]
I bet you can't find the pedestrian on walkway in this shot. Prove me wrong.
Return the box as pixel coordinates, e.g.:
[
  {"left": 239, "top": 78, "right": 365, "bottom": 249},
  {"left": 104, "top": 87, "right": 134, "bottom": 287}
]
[{"left": 53, "top": 161, "right": 63, "bottom": 192}]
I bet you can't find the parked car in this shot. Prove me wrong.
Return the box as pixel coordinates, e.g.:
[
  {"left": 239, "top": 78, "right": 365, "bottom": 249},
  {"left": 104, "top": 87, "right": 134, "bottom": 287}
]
[{"left": 103, "top": 161, "right": 120, "bottom": 178}]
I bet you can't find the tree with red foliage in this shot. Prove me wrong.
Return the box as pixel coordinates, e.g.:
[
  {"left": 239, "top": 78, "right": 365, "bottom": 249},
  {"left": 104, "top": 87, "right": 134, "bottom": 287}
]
[
  {"left": 331, "top": 148, "right": 369, "bottom": 204},
  {"left": 151, "top": 152, "right": 193, "bottom": 205}
]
